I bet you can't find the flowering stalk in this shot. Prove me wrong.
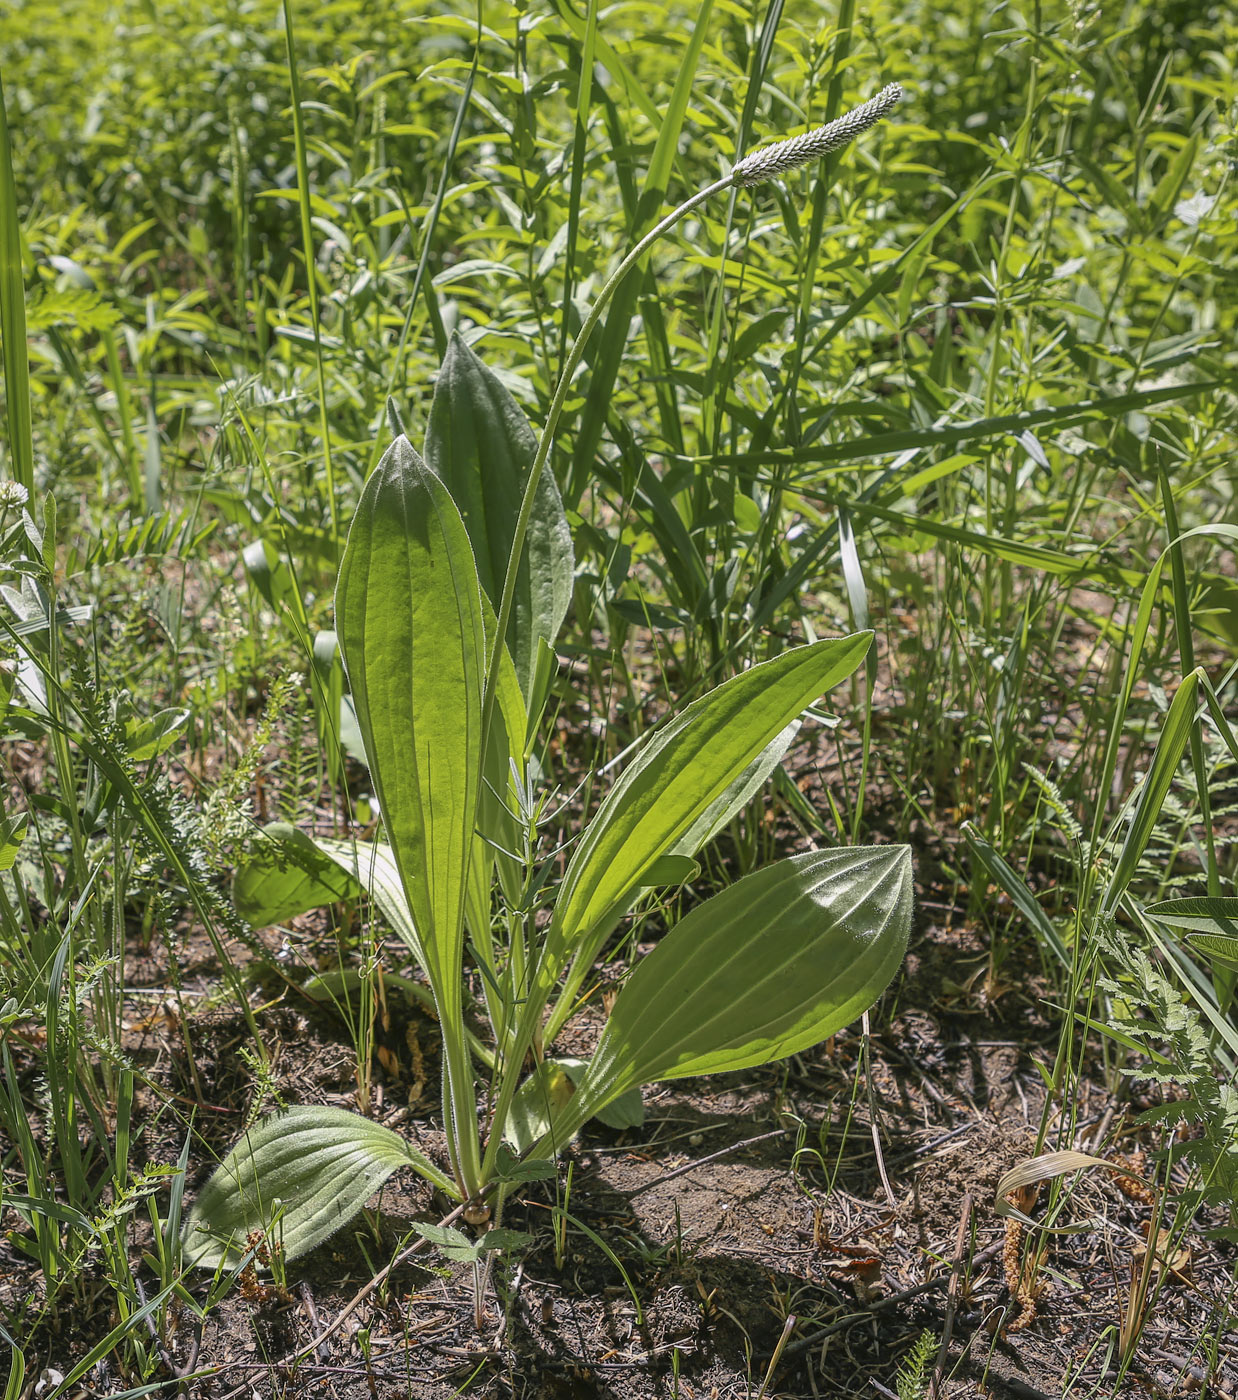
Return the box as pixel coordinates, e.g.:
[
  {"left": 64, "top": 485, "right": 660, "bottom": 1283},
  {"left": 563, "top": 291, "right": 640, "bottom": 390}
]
[
  {"left": 474, "top": 81, "right": 903, "bottom": 1184},
  {"left": 480, "top": 82, "right": 904, "bottom": 746},
  {"left": 732, "top": 82, "right": 903, "bottom": 187}
]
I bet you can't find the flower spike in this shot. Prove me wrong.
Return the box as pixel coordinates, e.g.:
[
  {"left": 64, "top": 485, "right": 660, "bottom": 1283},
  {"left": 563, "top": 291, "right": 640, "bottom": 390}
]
[{"left": 732, "top": 82, "right": 903, "bottom": 188}]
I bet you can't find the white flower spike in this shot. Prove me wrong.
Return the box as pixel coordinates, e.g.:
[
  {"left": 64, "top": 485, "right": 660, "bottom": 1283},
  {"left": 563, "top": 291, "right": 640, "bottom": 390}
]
[{"left": 733, "top": 82, "right": 903, "bottom": 188}]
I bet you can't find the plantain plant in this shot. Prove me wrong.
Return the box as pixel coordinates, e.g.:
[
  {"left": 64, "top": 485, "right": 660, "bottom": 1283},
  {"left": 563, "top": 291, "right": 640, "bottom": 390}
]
[{"left": 185, "top": 86, "right": 910, "bottom": 1271}]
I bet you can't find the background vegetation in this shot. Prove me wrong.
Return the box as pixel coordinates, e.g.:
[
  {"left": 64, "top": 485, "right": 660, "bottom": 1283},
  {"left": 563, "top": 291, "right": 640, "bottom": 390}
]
[{"left": 1, "top": 0, "right": 1236, "bottom": 1394}]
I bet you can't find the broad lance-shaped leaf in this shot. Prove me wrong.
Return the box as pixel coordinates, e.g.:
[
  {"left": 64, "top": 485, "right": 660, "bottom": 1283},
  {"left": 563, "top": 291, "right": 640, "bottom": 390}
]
[
  {"left": 335, "top": 433, "right": 484, "bottom": 1023},
  {"left": 543, "top": 718, "right": 802, "bottom": 1043},
  {"left": 424, "top": 331, "right": 573, "bottom": 703},
  {"left": 546, "top": 846, "right": 912, "bottom": 1143},
  {"left": 183, "top": 1107, "right": 456, "bottom": 1269},
  {"left": 541, "top": 635, "right": 871, "bottom": 1028},
  {"left": 336, "top": 433, "right": 487, "bottom": 1191},
  {"left": 667, "top": 719, "right": 800, "bottom": 860}
]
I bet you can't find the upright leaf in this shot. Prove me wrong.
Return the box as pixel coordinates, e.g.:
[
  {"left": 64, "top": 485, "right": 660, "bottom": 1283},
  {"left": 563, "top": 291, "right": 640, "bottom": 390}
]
[
  {"left": 335, "top": 433, "right": 487, "bottom": 1189},
  {"left": 424, "top": 332, "right": 573, "bottom": 702},
  {"left": 1103, "top": 668, "right": 1200, "bottom": 914},
  {"left": 335, "top": 434, "right": 484, "bottom": 1004},
  {"left": 553, "top": 846, "right": 912, "bottom": 1139},
  {"left": 0, "top": 73, "right": 32, "bottom": 494}
]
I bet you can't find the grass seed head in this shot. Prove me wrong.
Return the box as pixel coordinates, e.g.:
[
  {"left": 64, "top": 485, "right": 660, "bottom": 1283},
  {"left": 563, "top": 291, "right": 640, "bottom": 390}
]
[{"left": 733, "top": 82, "right": 903, "bottom": 187}]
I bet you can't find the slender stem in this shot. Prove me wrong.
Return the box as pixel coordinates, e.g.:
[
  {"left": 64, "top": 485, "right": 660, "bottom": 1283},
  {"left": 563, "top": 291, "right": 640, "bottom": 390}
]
[
  {"left": 479, "top": 173, "right": 734, "bottom": 750},
  {"left": 283, "top": 0, "right": 338, "bottom": 549}
]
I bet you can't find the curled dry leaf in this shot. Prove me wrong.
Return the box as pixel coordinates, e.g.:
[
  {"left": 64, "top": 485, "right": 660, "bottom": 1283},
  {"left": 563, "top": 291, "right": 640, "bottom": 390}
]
[
  {"left": 994, "top": 1150, "right": 1155, "bottom": 1228},
  {"left": 1134, "top": 1222, "right": 1192, "bottom": 1284},
  {"left": 1110, "top": 1150, "right": 1158, "bottom": 1206},
  {"left": 822, "top": 1240, "right": 884, "bottom": 1302}
]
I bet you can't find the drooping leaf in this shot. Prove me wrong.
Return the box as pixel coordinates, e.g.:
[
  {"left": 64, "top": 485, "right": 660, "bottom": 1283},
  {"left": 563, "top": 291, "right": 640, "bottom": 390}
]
[
  {"left": 233, "top": 826, "right": 428, "bottom": 971},
  {"left": 125, "top": 706, "right": 190, "bottom": 762},
  {"left": 423, "top": 332, "right": 573, "bottom": 702},
  {"left": 555, "top": 846, "right": 911, "bottom": 1140},
  {"left": 241, "top": 538, "right": 293, "bottom": 611},
  {"left": 313, "top": 841, "right": 416, "bottom": 954},
  {"left": 183, "top": 1107, "right": 452, "bottom": 1269},
  {"left": 962, "top": 822, "right": 1070, "bottom": 970}
]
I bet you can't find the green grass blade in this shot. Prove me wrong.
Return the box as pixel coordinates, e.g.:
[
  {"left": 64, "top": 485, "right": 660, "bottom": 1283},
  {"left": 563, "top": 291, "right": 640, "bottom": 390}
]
[
  {"left": 1102, "top": 668, "right": 1200, "bottom": 916},
  {"left": 567, "top": 0, "right": 715, "bottom": 493},
  {"left": 282, "top": 0, "right": 337, "bottom": 542},
  {"left": 0, "top": 70, "right": 33, "bottom": 493}
]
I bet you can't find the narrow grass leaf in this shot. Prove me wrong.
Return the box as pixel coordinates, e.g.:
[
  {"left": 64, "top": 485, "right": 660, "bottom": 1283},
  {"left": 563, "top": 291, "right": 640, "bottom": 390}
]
[
  {"left": 1145, "top": 897, "right": 1238, "bottom": 972},
  {"left": 0, "top": 72, "right": 33, "bottom": 492},
  {"left": 963, "top": 822, "right": 1070, "bottom": 969},
  {"left": 568, "top": 0, "right": 714, "bottom": 489},
  {"left": 1103, "top": 669, "right": 1200, "bottom": 914}
]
